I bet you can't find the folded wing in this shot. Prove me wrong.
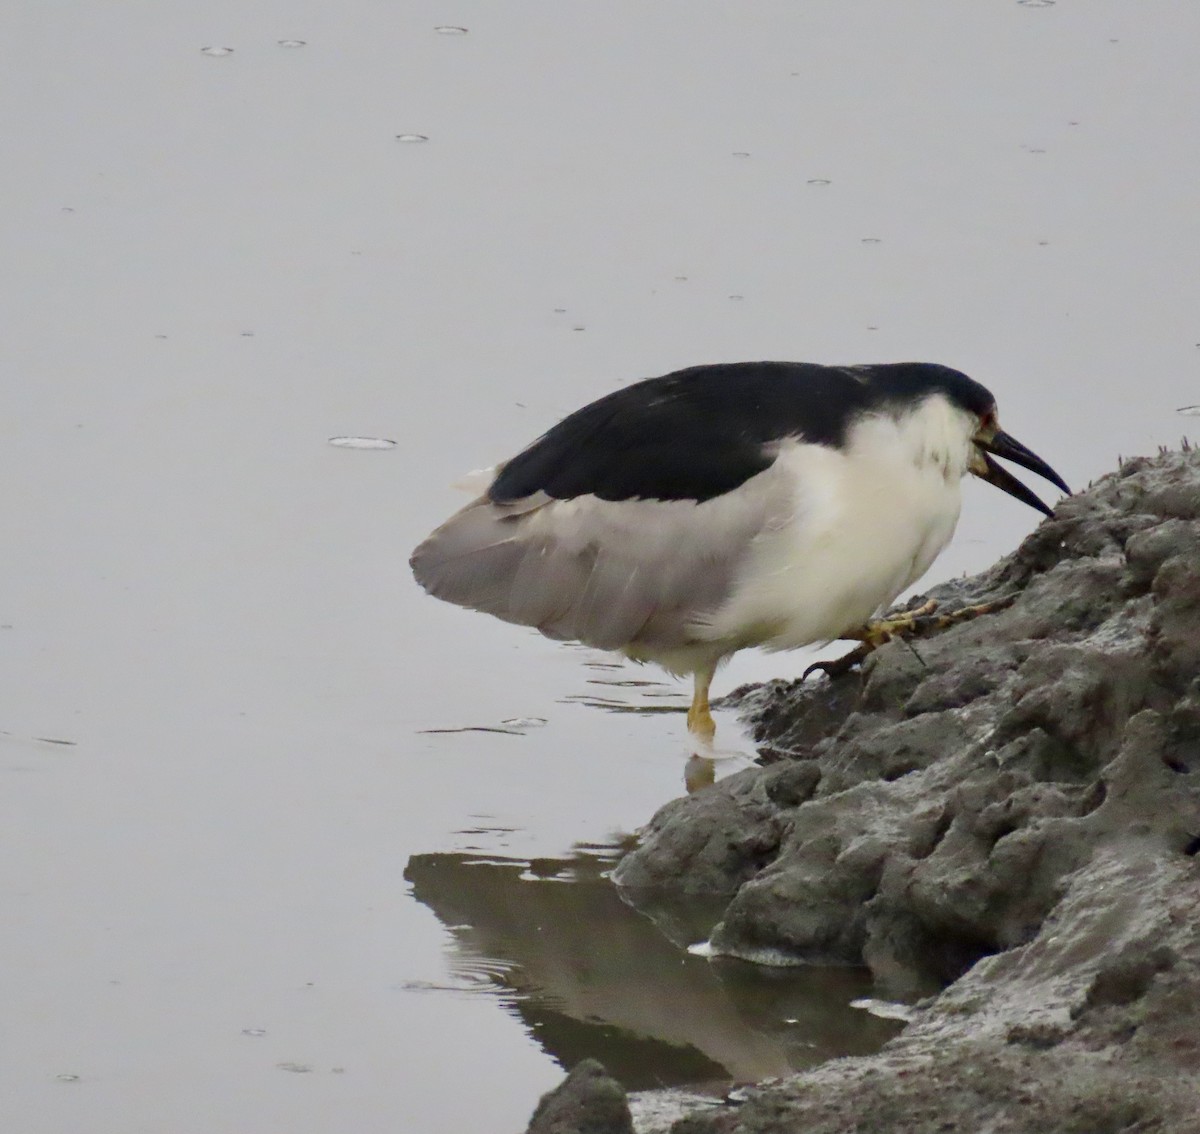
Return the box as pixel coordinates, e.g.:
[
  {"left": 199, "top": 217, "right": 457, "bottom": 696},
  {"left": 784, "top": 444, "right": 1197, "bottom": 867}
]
[{"left": 410, "top": 467, "right": 791, "bottom": 652}]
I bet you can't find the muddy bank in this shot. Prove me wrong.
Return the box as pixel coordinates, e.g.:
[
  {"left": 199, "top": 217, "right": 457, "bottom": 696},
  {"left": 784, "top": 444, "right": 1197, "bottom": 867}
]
[{"left": 524, "top": 447, "right": 1200, "bottom": 1133}]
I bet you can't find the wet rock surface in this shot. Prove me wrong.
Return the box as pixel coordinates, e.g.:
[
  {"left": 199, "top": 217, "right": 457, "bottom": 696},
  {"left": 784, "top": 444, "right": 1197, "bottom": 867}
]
[
  {"left": 524, "top": 1058, "right": 635, "bottom": 1134},
  {"left": 532, "top": 449, "right": 1200, "bottom": 1133}
]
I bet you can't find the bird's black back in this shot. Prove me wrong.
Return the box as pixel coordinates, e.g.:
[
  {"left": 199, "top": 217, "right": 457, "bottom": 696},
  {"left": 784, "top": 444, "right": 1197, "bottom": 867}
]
[{"left": 488, "top": 361, "right": 994, "bottom": 504}]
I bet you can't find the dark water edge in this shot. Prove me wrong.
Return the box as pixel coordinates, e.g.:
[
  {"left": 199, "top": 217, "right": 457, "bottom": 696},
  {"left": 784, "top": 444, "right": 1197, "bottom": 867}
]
[{"left": 404, "top": 844, "right": 901, "bottom": 1091}]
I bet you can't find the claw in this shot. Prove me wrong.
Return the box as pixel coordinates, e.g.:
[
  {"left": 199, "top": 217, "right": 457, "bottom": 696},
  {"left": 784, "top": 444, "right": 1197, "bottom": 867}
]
[
  {"left": 803, "top": 596, "right": 1015, "bottom": 680},
  {"left": 803, "top": 643, "right": 872, "bottom": 680}
]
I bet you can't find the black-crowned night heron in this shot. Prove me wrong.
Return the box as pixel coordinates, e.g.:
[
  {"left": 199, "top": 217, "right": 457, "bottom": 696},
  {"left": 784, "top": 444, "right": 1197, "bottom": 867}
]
[{"left": 410, "top": 362, "right": 1068, "bottom": 742}]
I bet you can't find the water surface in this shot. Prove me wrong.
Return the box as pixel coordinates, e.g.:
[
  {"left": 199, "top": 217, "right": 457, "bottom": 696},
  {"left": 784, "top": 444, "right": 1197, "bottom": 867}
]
[{"left": 3, "top": 2, "right": 1199, "bottom": 1132}]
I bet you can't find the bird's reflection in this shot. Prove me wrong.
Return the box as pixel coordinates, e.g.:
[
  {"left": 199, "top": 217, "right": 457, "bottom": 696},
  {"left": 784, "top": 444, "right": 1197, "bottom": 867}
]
[
  {"left": 684, "top": 754, "right": 717, "bottom": 793},
  {"left": 403, "top": 844, "right": 901, "bottom": 1088}
]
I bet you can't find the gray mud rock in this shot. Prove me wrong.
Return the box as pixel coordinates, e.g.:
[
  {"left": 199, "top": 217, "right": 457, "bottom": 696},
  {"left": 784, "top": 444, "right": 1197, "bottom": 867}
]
[
  {"left": 524, "top": 1058, "right": 634, "bottom": 1134},
  {"left": 604, "top": 448, "right": 1200, "bottom": 1132}
]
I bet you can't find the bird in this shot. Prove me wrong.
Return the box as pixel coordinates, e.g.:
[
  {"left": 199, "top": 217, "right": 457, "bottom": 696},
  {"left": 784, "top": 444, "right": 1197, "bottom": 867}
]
[{"left": 410, "top": 361, "right": 1068, "bottom": 743}]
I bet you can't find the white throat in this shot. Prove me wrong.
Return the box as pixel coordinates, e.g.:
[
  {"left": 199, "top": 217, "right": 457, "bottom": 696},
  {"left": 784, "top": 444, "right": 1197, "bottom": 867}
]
[{"left": 853, "top": 393, "right": 977, "bottom": 482}]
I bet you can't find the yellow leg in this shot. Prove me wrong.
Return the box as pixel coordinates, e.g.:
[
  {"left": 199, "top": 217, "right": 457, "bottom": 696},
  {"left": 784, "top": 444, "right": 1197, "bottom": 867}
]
[{"left": 686, "top": 663, "right": 717, "bottom": 743}]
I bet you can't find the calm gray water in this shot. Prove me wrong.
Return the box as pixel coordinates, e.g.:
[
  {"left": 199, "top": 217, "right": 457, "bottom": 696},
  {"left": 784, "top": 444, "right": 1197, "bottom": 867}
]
[{"left": 2, "top": 2, "right": 1199, "bottom": 1131}]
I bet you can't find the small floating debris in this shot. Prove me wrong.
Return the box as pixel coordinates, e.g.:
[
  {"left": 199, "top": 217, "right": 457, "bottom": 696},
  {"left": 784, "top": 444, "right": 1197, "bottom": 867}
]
[
  {"left": 200, "top": 46, "right": 234, "bottom": 57},
  {"left": 327, "top": 436, "right": 396, "bottom": 449},
  {"left": 54, "top": 1074, "right": 80, "bottom": 1083},
  {"left": 731, "top": 151, "right": 751, "bottom": 158},
  {"left": 1017, "top": 0, "right": 1055, "bottom": 7},
  {"left": 420, "top": 716, "right": 546, "bottom": 735},
  {"left": 806, "top": 178, "right": 831, "bottom": 186},
  {"left": 276, "top": 1062, "right": 312, "bottom": 1074},
  {"left": 1177, "top": 405, "right": 1200, "bottom": 416},
  {"left": 499, "top": 716, "right": 547, "bottom": 731},
  {"left": 395, "top": 133, "right": 429, "bottom": 144},
  {"left": 277, "top": 39, "right": 306, "bottom": 48},
  {"left": 241, "top": 1028, "right": 268, "bottom": 1037},
  {"left": 861, "top": 237, "right": 883, "bottom": 245},
  {"left": 850, "top": 997, "right": 918, "bottom": 1022},
  {"left": 434, "top": 25, "right": 469, "bottom": 35}
]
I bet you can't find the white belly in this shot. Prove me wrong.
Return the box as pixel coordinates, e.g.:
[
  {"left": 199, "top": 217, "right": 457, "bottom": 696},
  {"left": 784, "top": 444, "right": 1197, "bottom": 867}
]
[{"left": 703, "top": 435, "right": 964, "bottom": 650}]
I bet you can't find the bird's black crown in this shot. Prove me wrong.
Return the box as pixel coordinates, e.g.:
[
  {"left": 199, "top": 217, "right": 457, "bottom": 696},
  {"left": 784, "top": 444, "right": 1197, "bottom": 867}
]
[{"left": 863, "top": 362, "right": 996, "bottom": 419}]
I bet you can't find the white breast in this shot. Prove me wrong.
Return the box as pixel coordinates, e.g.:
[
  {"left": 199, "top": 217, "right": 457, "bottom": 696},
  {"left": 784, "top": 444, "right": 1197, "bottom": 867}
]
[{"left": 701, "top": 397, "right": 974, "bottom": 650}]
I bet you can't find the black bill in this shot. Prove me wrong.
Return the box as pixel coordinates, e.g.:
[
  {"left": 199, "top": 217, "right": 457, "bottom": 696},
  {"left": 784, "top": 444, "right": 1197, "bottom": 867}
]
[{"left": 976, "top": 431, "right": 1070, "bottom": 517}]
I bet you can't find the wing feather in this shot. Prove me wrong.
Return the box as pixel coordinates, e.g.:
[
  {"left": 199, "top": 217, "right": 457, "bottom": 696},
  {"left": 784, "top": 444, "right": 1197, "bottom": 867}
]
[
  {"left": 410, "top": 462, "right": 794, "bottom": 653},
  {"left": 488, "top": 362, "right": 860, "bottom": 505}
]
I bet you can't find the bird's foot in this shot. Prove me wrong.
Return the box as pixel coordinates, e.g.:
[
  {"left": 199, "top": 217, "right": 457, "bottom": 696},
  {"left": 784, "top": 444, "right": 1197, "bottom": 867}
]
[
  {"left": 853, "top": 598, "right": 941, "bottom": 648},
  {"left": 803, "top": 597, "right": 1014, "bottom": 680},
  {"left": 803, "top": 642, "right": 874, "bottom": 681}
]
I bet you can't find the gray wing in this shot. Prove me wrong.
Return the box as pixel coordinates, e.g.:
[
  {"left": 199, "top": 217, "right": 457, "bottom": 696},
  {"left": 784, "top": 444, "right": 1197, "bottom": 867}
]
[{"left": 409, "top": 466, "right": 792, "bottom": 653}]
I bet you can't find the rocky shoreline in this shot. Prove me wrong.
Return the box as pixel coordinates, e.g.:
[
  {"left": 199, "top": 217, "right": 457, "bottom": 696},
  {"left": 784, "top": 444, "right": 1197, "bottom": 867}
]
[{"left": 523, "top": 447, "right": 1200, "bottom": 1134}]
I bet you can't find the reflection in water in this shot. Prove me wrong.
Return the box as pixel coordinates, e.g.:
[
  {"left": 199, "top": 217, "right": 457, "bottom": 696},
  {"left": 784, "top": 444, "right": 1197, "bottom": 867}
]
[
  {"left": 403, "top": 846, "right": 901, "bottom": 1089},
  {"left": 560, "top": 651, "right": 752, "bottom": 793},
  {"left": 559, "top": 693, "right": 687, "bottom": 715},
  {"left": 561, "top": 652, "right": 691, "bottom": 716},
  {"left": 684, "top": 755, "right": 716, "bottom": 793}
]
